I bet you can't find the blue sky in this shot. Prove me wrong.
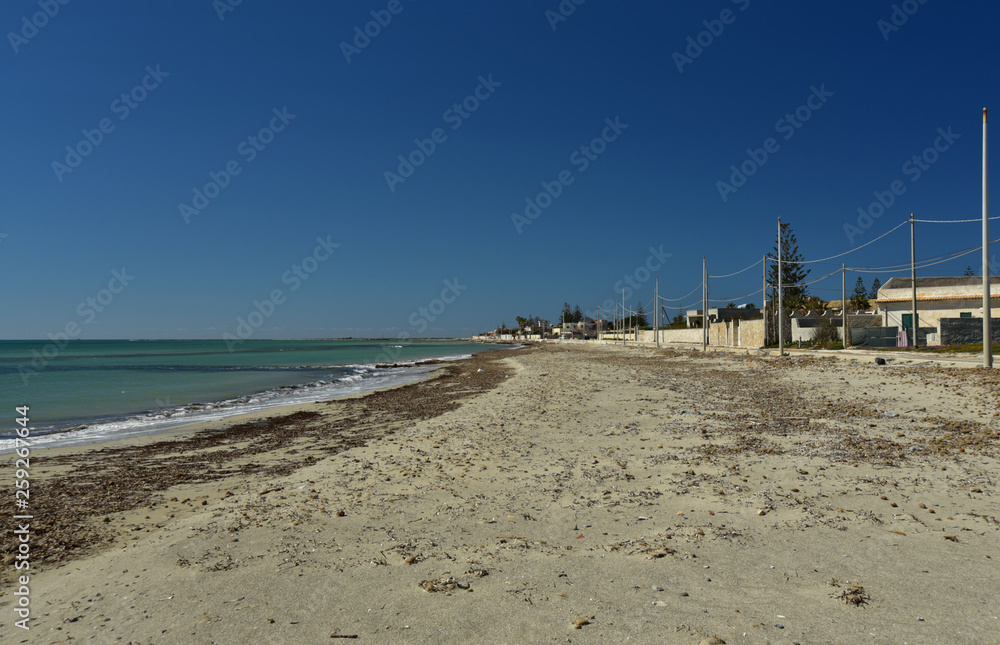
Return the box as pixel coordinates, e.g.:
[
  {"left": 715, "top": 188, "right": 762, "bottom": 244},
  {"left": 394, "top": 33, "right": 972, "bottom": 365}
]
[{"left": 2, "top": 0, "right": 999, "bottom": 338}]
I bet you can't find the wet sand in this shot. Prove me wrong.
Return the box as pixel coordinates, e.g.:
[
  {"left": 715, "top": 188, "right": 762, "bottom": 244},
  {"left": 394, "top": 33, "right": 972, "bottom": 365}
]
[{"left": 2, "top": 343, "right": 1000, "bottom": 643}]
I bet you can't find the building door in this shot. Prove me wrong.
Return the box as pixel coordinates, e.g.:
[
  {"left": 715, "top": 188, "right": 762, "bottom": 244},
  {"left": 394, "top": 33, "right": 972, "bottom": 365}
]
[{"left": 902, "top": 313, "right": 919, "bottom": 344}]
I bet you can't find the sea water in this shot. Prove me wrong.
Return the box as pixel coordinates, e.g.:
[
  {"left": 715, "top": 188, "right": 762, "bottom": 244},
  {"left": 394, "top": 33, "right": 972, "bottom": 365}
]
[{"left": 0, "top": 339, "right": 503, "bottom": 451}]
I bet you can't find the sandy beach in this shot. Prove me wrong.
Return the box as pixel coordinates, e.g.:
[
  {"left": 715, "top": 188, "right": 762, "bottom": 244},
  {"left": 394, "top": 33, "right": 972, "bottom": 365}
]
[{"left": 3, "top": 343, "right": 1000, "bottom": 644}]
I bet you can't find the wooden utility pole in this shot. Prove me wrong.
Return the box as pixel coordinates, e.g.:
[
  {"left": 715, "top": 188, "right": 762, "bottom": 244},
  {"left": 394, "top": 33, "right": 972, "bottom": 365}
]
[
  {"left": 762, "top": 254, "right": 767, "bottom": 345},
  {"left": 984, "top": 107, "right": 993, "bottom": 368},
  {"left": 777, "top": 219, "right": 784, "bottom": 355},
  {"left": 910, "top": 213, "right": 918, "bottom": 347},
  {"left": 655, "top": 276, "right": 660, "bottom": 348},
  {"left": 842, "top": 264, "right": 847, "bottom": 348},
  {"left": 702, "top": 257, "right": 708, "bottom": 352}
]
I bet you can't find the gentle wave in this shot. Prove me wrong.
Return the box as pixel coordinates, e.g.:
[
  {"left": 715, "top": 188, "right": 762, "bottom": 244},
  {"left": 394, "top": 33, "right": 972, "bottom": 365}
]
[{"left": 0, "top": 364, "right": 439, "bottom": 452}]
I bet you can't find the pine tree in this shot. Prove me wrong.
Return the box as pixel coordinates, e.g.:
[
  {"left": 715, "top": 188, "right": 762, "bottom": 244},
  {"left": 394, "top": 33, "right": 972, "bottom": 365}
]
[
  {"left": 635, "top": 301, "right": 648, "bottom": 327},
  {"left": 572, "top": 305, "right": 583, "bottom": 323},
  {"left": 964, "top": 265, "right": 976, "bottom": 276},
  {"left": 560, "top": 303, "right": 572, "bottom": 325},
  {"left": 767, "top": 221, "right": 810, "bottom": 311},
  {"left": 851, "top": 276, "right": 869, "bottom": 310},
  {"left": 868, "top": 277, "right": 881, "bottom": 300}
]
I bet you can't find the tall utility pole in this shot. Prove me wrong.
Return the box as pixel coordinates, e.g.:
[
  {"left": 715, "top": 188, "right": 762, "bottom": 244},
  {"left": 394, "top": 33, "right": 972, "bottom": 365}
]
[
  {"left": 910, "top": 212, "right": 918, "bottom": 347},
  {"left": 655, "top": 276, "right": 660, "bottom": 348},
  {"left": 622, "top": 288, "right": 626, "bottom": 347},
  {"left": 762, "top": 255, "right": 767, "bottom": 345},
  {"left": 777, "top": 218, "right": 784, "bottom": 355},
  {"left": 984, "top": 107, "right": 993, "bottom": 368},
  {"left": 702, "top": 257, "right": 708, "bottom": 352},
  {"left": 842, "top": 264, "right": 847, "bottom": 348}
]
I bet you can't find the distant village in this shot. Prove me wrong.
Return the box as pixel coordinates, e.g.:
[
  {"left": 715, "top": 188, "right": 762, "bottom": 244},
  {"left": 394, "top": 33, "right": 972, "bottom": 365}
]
[{"left": 476, "top": 274, "right": 1000, "bottom": 350}]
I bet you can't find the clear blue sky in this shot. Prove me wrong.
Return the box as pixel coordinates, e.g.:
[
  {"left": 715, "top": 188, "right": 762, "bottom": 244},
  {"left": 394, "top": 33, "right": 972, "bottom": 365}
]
[{"left": 3, "top": 1, "right": 999, "bottom": 338}]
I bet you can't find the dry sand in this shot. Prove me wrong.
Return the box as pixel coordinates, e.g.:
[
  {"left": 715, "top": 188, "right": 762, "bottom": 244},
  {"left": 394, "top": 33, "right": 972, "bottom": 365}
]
[{"left": 2, "top": 343, "right": 1000, "bottom": 644}]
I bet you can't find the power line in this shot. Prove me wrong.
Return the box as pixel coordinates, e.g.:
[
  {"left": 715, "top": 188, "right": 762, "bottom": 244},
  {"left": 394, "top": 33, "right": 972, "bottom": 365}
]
[
  {"left": 709, "top": 257, "right": 763, "bottom": 279},
  {"left": 913, "top": 216, "right": 1000, "bottom": 223},
  {"left": 708, "top": 287, "right": 763, "bottom": 304},
  {"left": 788, "top": 219, "right": 910, "bottom": 264},
  {"left": 849, "top": 238, "right": 1000, "bottom": 273},
  {"left": 658, "top": 281, "right": 703, "bottom": 303}
]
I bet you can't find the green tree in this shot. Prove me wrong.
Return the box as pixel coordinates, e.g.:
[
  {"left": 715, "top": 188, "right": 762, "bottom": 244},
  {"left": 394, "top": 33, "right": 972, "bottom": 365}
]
[
  {"left": 768, "top": 221, "right": 811, "bottom": 312},
  {"left": 868, "top": 277, "right": 881, "bottom": 300},
  {"left": 559, "top": 302, "right": 572, "bottom": 325},
  {"left": 635, "top": 301, "right": 648, "bottom": 327},
  {"left": 515, "top": 316, "right": 527, "bottom": 331},
  {"left": 964, "top": 265, "right": 976, "bottom": 276},
  {"left": 851, "top": 276, "right": 869, "bottom": 310},
  {"left": 572, "top": 305, "right": 583, "bottom": 323}
]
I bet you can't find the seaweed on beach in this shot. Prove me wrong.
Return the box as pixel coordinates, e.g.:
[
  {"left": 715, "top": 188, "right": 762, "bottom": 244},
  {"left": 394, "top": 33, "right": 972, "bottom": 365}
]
[{"left": 0, "top": 350, "right": 517, "bottom": 581}]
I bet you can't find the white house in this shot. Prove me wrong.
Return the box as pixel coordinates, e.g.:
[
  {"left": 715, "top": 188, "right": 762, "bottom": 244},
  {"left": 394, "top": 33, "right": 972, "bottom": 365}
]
[{"left": 874, "top": 276, "right": 1000, "bottom": 332}]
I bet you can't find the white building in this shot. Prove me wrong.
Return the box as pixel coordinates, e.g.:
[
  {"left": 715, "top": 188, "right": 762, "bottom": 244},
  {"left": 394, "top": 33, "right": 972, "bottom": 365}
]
[{"left": 874, "top": 276, "right": 1000, "bottom": 331}]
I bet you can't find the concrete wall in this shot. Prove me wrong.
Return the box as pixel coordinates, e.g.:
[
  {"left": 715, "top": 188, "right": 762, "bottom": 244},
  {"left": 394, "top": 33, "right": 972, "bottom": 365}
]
[
  {"left": 939, "top": 318, "right": 1000, "bottom": 345},
  {"left": 599, "top": 322, "right": 765, "bottom": 347},
  {"left": 654, "top": 328, "right": 705, "bottom": 344},
  {"left": 791, "top": 313, "right": 882, "bottom": 343},
  {"left": 740, "top": 318, "right": 765, "bottom": 347},
  {"left": 599, "top": 328, "right": 705, "bottom": 344},
  {"left": 707, "top": 319, "right": 765, "bottom": 348}
]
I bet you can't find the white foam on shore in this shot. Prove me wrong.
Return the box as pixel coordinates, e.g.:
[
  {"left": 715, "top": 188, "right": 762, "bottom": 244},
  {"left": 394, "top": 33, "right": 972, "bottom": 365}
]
[{"left": 0, "top": 364, "right": 440, "bottom": 453}]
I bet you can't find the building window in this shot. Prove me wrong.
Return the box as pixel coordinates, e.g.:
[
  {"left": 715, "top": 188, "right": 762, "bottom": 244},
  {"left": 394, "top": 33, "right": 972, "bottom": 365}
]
[{"left": 960, "top": 312, "right": 973, "bottom": 318}]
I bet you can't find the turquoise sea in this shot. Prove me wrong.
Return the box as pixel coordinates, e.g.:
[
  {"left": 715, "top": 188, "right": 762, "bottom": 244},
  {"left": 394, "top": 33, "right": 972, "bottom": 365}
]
[{"left": 0, "top": 339, "right": 504, "bottom": 451}]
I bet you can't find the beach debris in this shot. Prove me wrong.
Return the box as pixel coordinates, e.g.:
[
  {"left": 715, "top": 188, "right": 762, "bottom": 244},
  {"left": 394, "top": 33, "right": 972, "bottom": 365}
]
[
  {"left": 571, "top": 615, "right": 595, "bottom": 629},
  {"left": 835, "top": 584, "right": 870, "bottom": 607},
  {"left": 699, "top": 638, "right": 726, "bottom": 645},
  {"left": 875, "top": 357, "right": 886, "bottom": 365},
  {"left": 420, "top": 576, "right": 470, "bottom": 592},
  {"left": 466, "top": 565, "right": 489, "bottom": 578}
]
